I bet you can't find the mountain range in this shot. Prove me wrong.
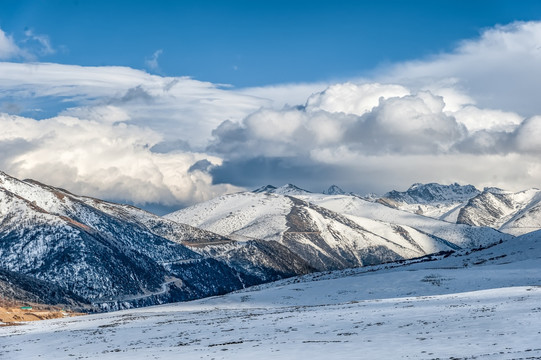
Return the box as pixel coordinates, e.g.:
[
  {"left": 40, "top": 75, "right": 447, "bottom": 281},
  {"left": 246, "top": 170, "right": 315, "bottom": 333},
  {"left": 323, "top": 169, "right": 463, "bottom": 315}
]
[
  {"left": 376, "top": 182, "right": 541, "bottom": 235},
  {"left": 1, "top": 172, "right": 540, "bottom": 312}
]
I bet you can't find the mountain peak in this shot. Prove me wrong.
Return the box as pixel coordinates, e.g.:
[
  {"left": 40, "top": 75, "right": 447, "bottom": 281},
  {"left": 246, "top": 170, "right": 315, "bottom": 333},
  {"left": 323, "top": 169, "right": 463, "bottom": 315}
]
[
  {"left": 253, "top": 185, "right": 277, "bottom": 193},
  {"left": 385, "top": 183, "right": 480, "bottom": 204},
  {"left": 273, "top": 184, "right": 311, "bottom": 195},
  {"left": 251, "top": 184, "right": 311, "bottom": 195},
  {"left": 323, "top": 185, "right": 345, "bottom": 195}
]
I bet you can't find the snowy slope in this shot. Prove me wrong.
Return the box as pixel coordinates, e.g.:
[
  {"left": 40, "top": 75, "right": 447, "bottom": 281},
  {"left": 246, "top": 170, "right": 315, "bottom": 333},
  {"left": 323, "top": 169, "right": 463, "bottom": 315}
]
[
  {"left": 458, "top": 187, "right": 541, "bottom": 235},
  {"left": 253, "top": 183, "right": 312, "bottom": 196},
  {"left": 2, "top": 230, "right": 540, "bottom": 359},
  {"left": 376, "top": 182, "right": 541, "bottom": 235},
  {"left": 167, "top": 189, "right": 509, "bottom": 272},
  {"left": 166, "top": 191, "right": 291, "bottom": 241},
  {"left": 377, "top": 182, "right": 480, "bottom": 221},
  {"left": 0, "top": 172, "right": 301, "bottom": 309},
  {"left": 296, "top": 193, "right": 511, "bottom": 248},
  {"left": 0, "top": 172, "right": 233, "bottom": 247}
]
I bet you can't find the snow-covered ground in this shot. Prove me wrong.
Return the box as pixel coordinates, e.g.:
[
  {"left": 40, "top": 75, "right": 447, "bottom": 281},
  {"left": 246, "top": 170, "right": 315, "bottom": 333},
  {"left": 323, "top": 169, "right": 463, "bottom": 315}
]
[{"left": 2, "top": 235, "right": 541, "bottom": 360}]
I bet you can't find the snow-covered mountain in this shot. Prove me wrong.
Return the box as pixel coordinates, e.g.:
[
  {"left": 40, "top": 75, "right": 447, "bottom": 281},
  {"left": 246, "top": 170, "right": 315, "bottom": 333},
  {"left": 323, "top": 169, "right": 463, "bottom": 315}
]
[
  {"left": 322, "top": 184, "right": 346, "bottom": 195},
  {"left": 166, "top": 187, "right": 510, "bottom": 271},
  {"left": 4, "top": 225, "right": 540, "bottom": 359},
  {"left": 0, "top": 172, "right": 312, "bottom": 310},
  {"left": 1, "top": 174, "right": 532, "bottom": 313},
  {"left": 376, "top": 182, "right": 541, "bottom": 235},
  {"left": 252, "top": 183, "right": 312, "bottom": 195},
  {"left": 457, "top": 187, "right": 541, "bottom": 235},
  {"left": 376, "top": 182, "right": 481, "bottom": 221},
  {"left": 0, "top": 267, "right": 90, "bottom": 311},
  {"left": 295, "top": 192, "right": 510, "bottom": 248}
]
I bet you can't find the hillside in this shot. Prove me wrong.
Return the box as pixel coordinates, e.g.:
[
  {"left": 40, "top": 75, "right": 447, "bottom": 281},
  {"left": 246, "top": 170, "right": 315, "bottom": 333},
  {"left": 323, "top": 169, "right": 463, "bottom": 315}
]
[
  {"left": 167, "top": 187, "right": 511, "bottom": 272},
  {"left": 0, "top": 172, "right": 305, "bottom": 310},
  {"left": 2, "top": 228, "right": 540, "bottom": 359}
]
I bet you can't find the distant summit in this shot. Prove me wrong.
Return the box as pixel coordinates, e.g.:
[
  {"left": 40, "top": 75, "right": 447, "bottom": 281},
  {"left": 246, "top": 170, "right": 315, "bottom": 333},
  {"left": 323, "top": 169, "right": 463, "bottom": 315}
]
[
  {"left": 323, "top": 185, "right": 345, "bottom": 195},
  {"left": 252, "top": 185, "right": 277, "bottom": 193},
  {"left": 252, "top": 184, "right": 311, "bottom": 195},
  {"left": 384, "top": 183, "right": 480, "bottom": 204}
]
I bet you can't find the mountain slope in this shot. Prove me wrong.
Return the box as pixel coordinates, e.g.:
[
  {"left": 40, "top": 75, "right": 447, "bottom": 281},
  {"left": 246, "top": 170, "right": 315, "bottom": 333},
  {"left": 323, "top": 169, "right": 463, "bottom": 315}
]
[
  {"left": 3, "top": 228, "right": 540, "bottom": 359},
  {"left": 376, "top": 182, "right": 480, "bottom": 221},
  {"left": 457, "top": 187, "right": 541, "bottom": 235},
  {"left": 0, "top": 172, "right": 290, "bottom": 310},
  {"left": 166, "top": 189, "right": 495, "bottom": 271},
  {"left": 376, "top": 182, "right": 541, "bottom": 235},
  {"left": 294, "top": 192, "right": 511, "bottom": 248},
  {"left": 0, "top": 268, "right": 91, "bottom": 311}
]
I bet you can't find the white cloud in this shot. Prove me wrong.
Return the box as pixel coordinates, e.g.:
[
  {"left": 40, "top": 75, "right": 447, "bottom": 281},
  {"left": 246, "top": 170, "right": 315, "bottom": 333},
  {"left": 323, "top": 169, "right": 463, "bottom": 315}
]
[
  {"left": 452, "top": 105, "right": 523, "bottom": 133},
  {"left": 0, "top": 112, "right": 241, "bottom": 207},
  {"left": 515, "top": 116, "right": 541, "bottom": 154},
  {"left": 0, "top": 62, "right": 267, "bottom": 148},
  {"left": 23, "top": 29, "right": 55, "bottom": 56},
  {"left": 0, "top": 29, "right": 24, "bottom": 60},
  {"left": 3, "top": 20, "right": 541, "bottom": 207},
  {"left": 305, "top": 82, "right": 410, "bottom": 115},
  {"left": 212, "top": 90, "right": 467, "bottom": 157},
  {"left": 380, "top": 21, "right": 541, "bottom": 117},
  {"left": 145, "top": 49, "right": 163, "bottom": 72}
]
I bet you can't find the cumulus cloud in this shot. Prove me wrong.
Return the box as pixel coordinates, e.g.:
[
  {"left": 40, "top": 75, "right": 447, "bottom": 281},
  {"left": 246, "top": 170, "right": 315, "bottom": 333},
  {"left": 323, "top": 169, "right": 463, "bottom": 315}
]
[
  {"left": 0, "top": 112, "right": 241, "bottom": 207},
  {"left": 211, "top": 90, "right": 467, "bottom": 157},
  {"left": 210, "top": 77, "right": 541, "bottom": 194},
  {"left": 380, "top": 21, "right": 541, "bottom": 117},
  {"left": 305, "top": 82, "right": 410, "bottom": 115},
  {"left": 0, "top": 62, "right": 267, "bottom": 148},
  {"left": 4, "top": 20, "right": 541, "bottom": 208},
  {"left": 451, "top": 105, "right": 523, "bottom": 133}
]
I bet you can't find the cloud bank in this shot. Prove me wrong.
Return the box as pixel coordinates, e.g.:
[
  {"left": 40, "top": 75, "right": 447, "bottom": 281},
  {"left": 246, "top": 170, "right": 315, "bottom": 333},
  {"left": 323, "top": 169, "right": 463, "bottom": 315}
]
[
  {"left": 2, "top": 21, "right": 541, "bottom": 211},
  {"left": 381, "top": 21, "right": 541, "bottom": 117},
  {"left": 209, "top": 82, "right": 541, "bottom": 193}
]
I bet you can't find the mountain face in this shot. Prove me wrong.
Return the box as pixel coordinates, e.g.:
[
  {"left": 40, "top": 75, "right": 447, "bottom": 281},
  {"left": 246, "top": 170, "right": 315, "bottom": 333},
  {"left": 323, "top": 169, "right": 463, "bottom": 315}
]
[
  {"left": 384, "top": 183, "right": 480, "bottom": 204},
  {"left": 0, "top": 268, "right": 91, "bottom": 311},
  {"left": 457, "top": 188, "right": 541, "bottom": 235},
  {"left": 252, "top": 184, "right": 311, "bottom": 195},
  {"left": 323, "top": 185, "right": 345, "bottom": 195},
  {"left": 377, "top": 182, "right": 541, "bottom": 236},
  {"left": 376, "top": 183, "right": 481, "bottom": 221},
  {"left": 0, "top": 172, "right": 313, "bottom": 310},
  {"left": 166, "top": 188, "right": 509, "bottom": 272},
  {"left": 0, "top": 174, "right": 527, "bottom": 313}
]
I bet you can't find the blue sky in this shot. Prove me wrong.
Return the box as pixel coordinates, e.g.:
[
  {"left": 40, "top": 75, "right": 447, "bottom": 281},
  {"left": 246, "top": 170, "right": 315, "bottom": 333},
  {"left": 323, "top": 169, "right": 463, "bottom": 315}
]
[
  {"left": 3, "top": 0, "right": 541, "bottom": 87},
  {"left": 2, "top": 1, "right": 541, "bottom": 213}
]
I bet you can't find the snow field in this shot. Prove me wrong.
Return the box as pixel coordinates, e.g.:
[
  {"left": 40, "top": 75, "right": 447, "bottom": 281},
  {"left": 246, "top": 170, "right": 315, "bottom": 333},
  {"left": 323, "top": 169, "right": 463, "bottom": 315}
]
[{"left": 2, "top": 250, "right": 541, "bottom": 360}]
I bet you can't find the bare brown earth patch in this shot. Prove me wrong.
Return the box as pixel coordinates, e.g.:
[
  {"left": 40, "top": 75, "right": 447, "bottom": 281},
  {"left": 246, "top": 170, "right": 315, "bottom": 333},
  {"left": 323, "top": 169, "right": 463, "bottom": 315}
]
[{"left": 0, "top": 300, "right": 85, "bottom": 325}]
